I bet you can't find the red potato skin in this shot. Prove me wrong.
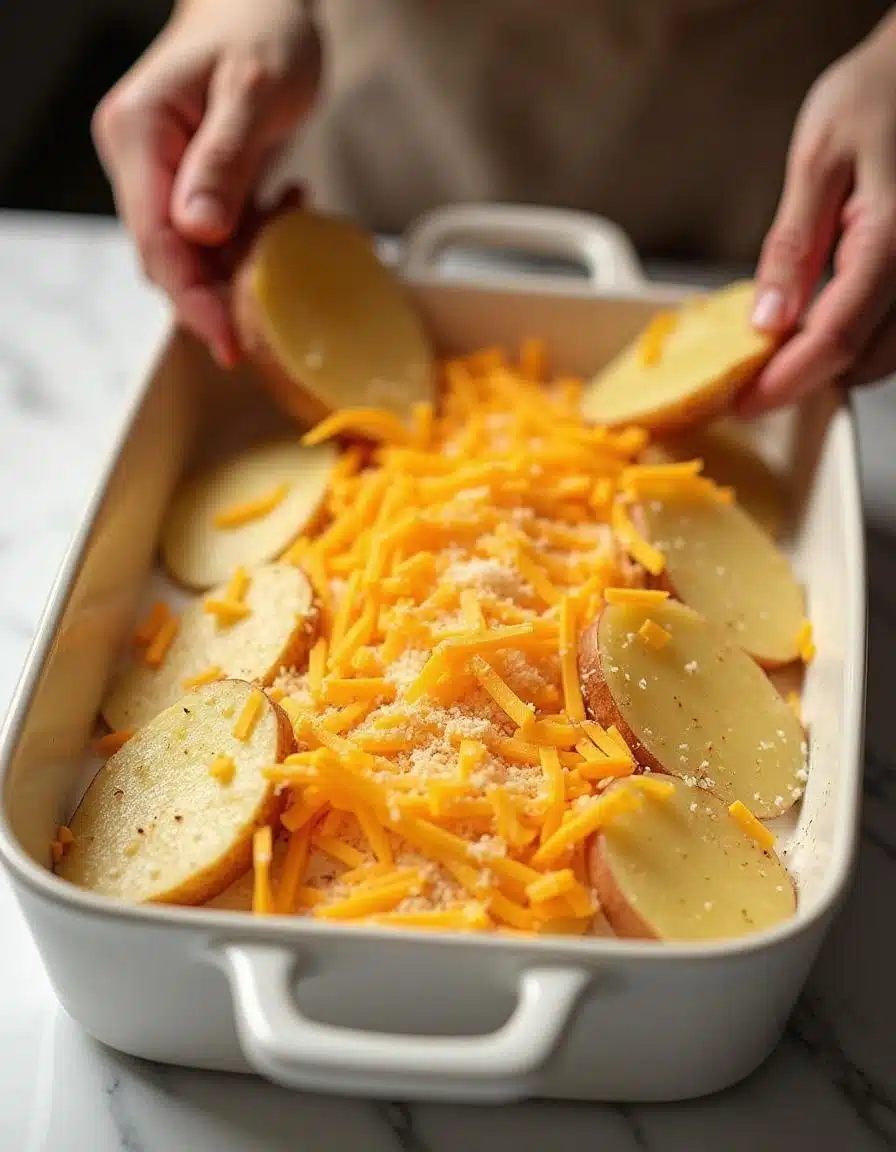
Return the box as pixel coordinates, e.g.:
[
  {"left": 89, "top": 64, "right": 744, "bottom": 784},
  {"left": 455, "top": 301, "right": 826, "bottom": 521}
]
[
  {"left": 588, "top": 825, "right": 658, "bottom": 940},
  {"left": 577, "top": 616, "right": 668, "bottom": 777}
]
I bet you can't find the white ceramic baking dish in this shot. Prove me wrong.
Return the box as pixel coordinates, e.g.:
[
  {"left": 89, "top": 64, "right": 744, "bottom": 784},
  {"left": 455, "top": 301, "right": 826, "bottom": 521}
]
[{"left": 0, "top": 205, "right": 866, "bottom": 1104}]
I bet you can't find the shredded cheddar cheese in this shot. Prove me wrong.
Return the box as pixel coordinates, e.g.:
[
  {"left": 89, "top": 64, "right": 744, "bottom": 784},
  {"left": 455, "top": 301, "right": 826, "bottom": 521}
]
[
  {"left": 796, "top": 619, "right": 816, "bottom": 664},
  {"left": 225, "top": 566, "right": 251, "bottom": 603},
  {"left": 182, "top": 665, "right": 222, "bottom": 690},
  {"left": 215, "top": 483, "right": 289, "bottom": 529},
  {"left": 252, "top": 826, "right": 274, "bottom": 914},
  {"left": 728, "top": 800, "right": 775, "bottom": 852},
  {"left": 94, "top": 729, "right": 135, "bottom": 757},
  {"left": 639, "top": 310, "right": 677, "bottom": 366},
  {"left": 144, "top": 614, "right": 179, "bottom": 668},
  {"left": 208, "top": 754, "right": 236, "bottom": 784},
  {"left": 637, "top": 618, "right": 671, "bottom": 649},
  {"left": 203, "top": 598, "right": 250, "bottom": 626},
  {"left": 604, "top": 587, "right": 669, "bottom": 607},
  {"left": 134, "top": 601, "right": 170, "bottom": 647},
  {"left": 303, "top": 408, "right": 413, "bottom": 448},
  {"left": 163, "top": 336, "right": 812, "bottom": 938},
  {"left": 232, "top": 689, "right": 264, "bottom": 742},
  {"left": 611, "top": 502, "right": 666, "bottom": 575}
]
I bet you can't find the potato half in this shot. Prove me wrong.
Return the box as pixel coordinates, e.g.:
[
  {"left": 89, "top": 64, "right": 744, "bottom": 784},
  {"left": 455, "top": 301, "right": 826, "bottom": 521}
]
[
  {"left": 578, "top": 599, "right": 806, "bottom": 817},
  {"left": 233, "top": 208, "right": 435, "bottom": 425},
  {"left": 58, "top": 679, "right": 292, "bottom": 905},
  {"left": 590, "top": 776, "right": 795, "bottom": 941},
  {"left": 161, "top": 440, "right": 336, "bottom": 590},
  {"left": 582, "top": 282, "right": 777, "bottom": 431},
  {"left": 640, "top": 422, "right": 789, "bottom": 537},
  {"left": 636, "top": 494, "right": 805, "bottom": 667},
  {"left": 102, "top": 564, "right": 318, "bottom": 731}
]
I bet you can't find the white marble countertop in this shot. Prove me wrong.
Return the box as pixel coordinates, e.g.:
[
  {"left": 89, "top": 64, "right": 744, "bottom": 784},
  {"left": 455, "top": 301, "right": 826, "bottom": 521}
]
[{"left": 1, "top": 211, "right": 894, "bottom": 1151}]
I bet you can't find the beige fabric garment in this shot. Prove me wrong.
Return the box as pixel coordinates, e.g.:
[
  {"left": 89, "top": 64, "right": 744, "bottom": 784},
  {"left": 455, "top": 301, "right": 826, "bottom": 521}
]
[{"left": 291, "top": 0, "right": 889, "bottom": 261}]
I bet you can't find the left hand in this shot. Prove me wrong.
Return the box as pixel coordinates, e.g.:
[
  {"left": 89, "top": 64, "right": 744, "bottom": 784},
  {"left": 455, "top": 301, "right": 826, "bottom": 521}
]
[{"left": 739, "top": 15, "right": 896, "bottom": 417}]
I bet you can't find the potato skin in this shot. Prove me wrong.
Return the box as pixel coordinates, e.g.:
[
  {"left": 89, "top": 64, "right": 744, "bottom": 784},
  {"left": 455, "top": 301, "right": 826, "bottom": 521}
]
[
  {"left": 588, "top": 835, "right": 657, "bottom": 940},
  {"left": 577, "top": 616, "right": 667, "bottom": 776},
  {"left": 587, "top": 777, "right": 797, "bottom": 941}
]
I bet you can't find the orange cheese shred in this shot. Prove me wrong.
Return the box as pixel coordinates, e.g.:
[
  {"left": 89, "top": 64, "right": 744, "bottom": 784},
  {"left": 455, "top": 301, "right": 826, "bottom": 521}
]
[
  {"left": 94, "top": 729, "right": 135, "bottom": 757},
  {"left": 144, "top": 614, "right": 180, "bottom": 668},
  {"left": 611, "top": 502, "right": 666, "bottom": 576},
  {"left": 252, "top": 826, "right": 274, "bottom": 915},
  {"left": 232, "top": 689, "right": 264, "bottom": 742},
  {"left": 215, "top": 484, "right": 289, "bottom": 529},
  {"left": 728, "top": 800, "right": 775, "bottom": 851},
  {"left": 638, "top": 618, "right": 671, "bottom": 649},
  {"left": 134, "top": 601, "right": 171, "bottom": 647},
  {"left": 208, "top": 754, "right": 236, "bottom": 784},
  {"left": 182, "top": 665, "right": 223, "bottom": 690}
]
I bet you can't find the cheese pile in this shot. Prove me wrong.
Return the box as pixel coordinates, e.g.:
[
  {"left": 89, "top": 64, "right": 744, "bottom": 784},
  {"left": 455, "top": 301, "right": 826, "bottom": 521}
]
[{"left": 256, "top": 340, "right": 706, "bottom": 933}]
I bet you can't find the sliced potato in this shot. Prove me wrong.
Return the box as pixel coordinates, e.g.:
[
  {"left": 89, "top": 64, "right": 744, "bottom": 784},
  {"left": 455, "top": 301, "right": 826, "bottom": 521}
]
[
  {"left": 102, "top": 564, "right": 318, "bottom": 731},
  {"left": 206, "top": 834, "right": 289, "bottom": 911},
  {"left": 640, "top": 422, "right": 789, "bottom": 537},
  {"left": 582, "top": 282, "right": 777, "bottom": 431},
  {"left": 578, "top": 599, "right": 806, "bottom": 817},
  {"left": 636, "top": 494, "right": 804, "bottom": 667},
  {"left": 233, "top": 208, "right": 435, "bottom": 425},
  {"left": 58, "top": 679, "right": 292, "bottom": 904},
  {"left": 590, "top": 776, "right": 795, "bottom": 941},
  {"left": 161, "top": 440, "right": 335, "bottom": 590}
]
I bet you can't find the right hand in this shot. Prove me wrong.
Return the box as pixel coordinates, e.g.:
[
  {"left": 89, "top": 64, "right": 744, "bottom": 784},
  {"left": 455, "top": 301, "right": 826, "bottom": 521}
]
[{"left": 93, "top": 0, "right": 320, "bottom": 367}]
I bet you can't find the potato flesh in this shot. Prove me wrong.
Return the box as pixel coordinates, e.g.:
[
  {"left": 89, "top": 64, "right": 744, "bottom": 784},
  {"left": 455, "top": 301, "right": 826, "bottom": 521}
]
[
  {"left": 583, "top": 282, "right": 774, "bottom": 428},
  {"left": 59, "top": 682, "right": 280, "bottom": 904},
  {"left": 594, "top": 600, "right": 806, "bottom": 817},
  {"left": 252, "top": 211, "right": 434, "bottom": 417},
  {"left": 207, "top": 836, "right": 288, "bottom": 911},
  {"left": 641, "top": 422, "right": 788, "bottom": 537},
  {"left": 161, "top": 441, "right": 336, "bottom": 590},
  {"left": 102, "top": 564, "right": 317, "bottom": 731},
  {"left": 640, "top": 496, "right": 804, "bottom": 665},
  {"left": 594, "top": 777, "right": 795, "bottom": 941}
]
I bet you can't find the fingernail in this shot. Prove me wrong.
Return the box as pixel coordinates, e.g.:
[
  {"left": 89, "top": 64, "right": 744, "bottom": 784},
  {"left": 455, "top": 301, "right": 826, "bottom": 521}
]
[
  {"left": 752, "top": 289, "right": 785, "bottom": 330},
  {"left": 182, "top": 193, "right": 229, "bottom": 233}
]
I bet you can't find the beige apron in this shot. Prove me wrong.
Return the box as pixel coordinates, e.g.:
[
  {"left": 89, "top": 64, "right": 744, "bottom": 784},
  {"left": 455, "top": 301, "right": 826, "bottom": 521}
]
[{"left": 294, "top": 1, "right": 889, "bottom": 262}]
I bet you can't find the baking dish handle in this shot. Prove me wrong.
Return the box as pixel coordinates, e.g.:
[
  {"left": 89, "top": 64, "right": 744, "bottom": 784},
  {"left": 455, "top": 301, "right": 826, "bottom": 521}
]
[
  {"left": 402, "top": 203, "right": 645, "bottom": 291},
  {"left": 222, "top": 943, "right": 589, "bottom": 1101}
]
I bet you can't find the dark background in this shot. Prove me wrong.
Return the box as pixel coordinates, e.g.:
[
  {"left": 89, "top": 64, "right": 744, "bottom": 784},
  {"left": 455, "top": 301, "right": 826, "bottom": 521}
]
[{"left": 0, "top": 1, "right": 171, "bottom": 215}]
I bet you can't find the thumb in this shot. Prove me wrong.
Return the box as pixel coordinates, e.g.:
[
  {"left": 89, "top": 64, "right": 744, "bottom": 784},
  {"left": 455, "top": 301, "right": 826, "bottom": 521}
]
[
  {"left": 753, "top": 131, "right": 849, "bottom": 334},
  {"left": 171, "top": 63, "right": 269, "bottom": 245}
]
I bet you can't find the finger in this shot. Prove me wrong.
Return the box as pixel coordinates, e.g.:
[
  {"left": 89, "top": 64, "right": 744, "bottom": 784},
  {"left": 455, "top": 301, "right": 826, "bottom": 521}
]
[
  {"left": 99, "top": 99, "right": 239, "bottom": 366},
  {"left": 738, "top": 209, "right": 896, "bottom": 417},
  {"left": 753, "top": 128, "right": 850, "bottom": 334},
  {"left": 170, "top": 60, "right": 270, "bottom": 246}
]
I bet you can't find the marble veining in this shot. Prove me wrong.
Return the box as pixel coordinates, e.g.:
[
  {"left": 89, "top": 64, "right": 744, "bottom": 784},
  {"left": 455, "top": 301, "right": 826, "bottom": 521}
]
[{"left": 0, "top": 211, "right": 894, "bottom": 1151}]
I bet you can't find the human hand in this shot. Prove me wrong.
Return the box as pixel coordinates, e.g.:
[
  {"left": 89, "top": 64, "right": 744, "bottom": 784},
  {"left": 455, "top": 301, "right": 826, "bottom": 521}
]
[
  {"left": 741, "top": 13, "right": 896, "bottom": 416},
  {"left": 92, "top": 0, "right": 320, "bottom": 367}
]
